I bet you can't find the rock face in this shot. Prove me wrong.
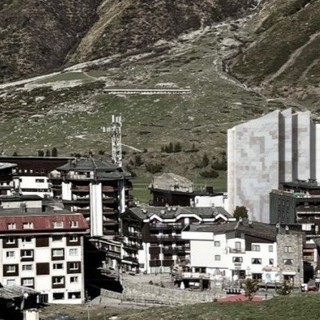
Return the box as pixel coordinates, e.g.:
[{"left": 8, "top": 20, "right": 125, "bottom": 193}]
[
  {"left": 0, "top": 0, "right": 258, "bottom": 82},
  {"left": 70, "top": 0, "right": 259, "bottom": 63},
  {"left": 0, "top": 0, "right": 102, "bottom": 83},
  {"left": 229, "top": 0, "right": 320, "bottom": 103}
]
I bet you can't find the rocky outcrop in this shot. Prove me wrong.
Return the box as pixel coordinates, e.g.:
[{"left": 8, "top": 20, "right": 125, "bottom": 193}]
[
  {"left": 229, "top": 0, "right": 320, "bottom": 104},
  {"left": 0, "top": 0, "right": 258, "bottom": 82},
  {"left": 0, "top": 0, "right": 102, "bottom": 82}
]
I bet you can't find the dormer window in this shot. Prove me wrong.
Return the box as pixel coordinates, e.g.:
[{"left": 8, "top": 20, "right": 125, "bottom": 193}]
[
  {"left": 53, "top": 221, "right": 64, "bottom": 229},
  {"left": 23, "top": 222, "right": 33, "bottom": 229},
  {"left": 7, "top": 223, "right": 16, "bottom": 230},
  {"left": 70, "top": 221, "right": 78, "bottom": 228}
]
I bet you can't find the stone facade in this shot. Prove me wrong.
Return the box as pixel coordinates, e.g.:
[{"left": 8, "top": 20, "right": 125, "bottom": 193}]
[{"left": 277, "top": 232, "right": 304, "bottom": 288}]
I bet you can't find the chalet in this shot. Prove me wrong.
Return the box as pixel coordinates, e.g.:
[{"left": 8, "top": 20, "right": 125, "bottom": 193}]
[
  {"left": 120, "top": 205, "right": 235, "bottom": 274},
  {"left": 180, "top": 219, "right": 304, "bottom": 290}
]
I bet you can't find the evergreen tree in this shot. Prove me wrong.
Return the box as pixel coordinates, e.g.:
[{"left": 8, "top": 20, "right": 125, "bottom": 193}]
[{"left": 51, "top": 147, "right": 58, "bottom": 157}]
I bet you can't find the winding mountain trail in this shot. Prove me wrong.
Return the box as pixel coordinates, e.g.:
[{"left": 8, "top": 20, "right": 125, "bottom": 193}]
[{"left": 262, "top": 31, "right": 320, "bottom": 85}]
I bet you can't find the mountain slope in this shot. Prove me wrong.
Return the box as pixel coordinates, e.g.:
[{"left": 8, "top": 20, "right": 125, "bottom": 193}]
[
  {"left": 70, "top": 0, "right": 259, "bottom": 63},
  {"left": 228, "top": 0, "right": 320, "bottom": 105},
  {"left": 0, "top": 0, "right": 101, "bottom": 82}
]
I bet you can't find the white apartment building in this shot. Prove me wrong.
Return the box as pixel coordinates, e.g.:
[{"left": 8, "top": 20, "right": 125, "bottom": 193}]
[
  {"left": 181, "top": 220, "right": 304, "bottom": 288},
  {"left": 13, "top": 176, "right": 53, "bottom": 198},
  {"left": 228, "top": 108, "right": 320, "bottom": 222},
  {"left": 0, "top": 197, "right": 88, "bottom": 304}
]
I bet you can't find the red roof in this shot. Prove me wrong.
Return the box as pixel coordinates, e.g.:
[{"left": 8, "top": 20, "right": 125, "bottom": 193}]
[{"left": 0, "top": 213, "right": 89, "bottom": 234}]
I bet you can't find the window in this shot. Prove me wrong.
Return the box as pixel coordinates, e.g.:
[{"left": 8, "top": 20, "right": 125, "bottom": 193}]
[
  {"left": 235, "top": 241, "right": 241, "bottom": 249},
  {"left": 22, "top": 264, "right": 33, "bottom": 271},
  {"left": 69, "top": 248, "right": 78, "bottom": 256},
  {"left": 6, "top": 251, "right": 15, "bottom": 258},
  {"left": 68, "top": 292, "right": 81, "bottom": 299},
  {"left": 268, "top": 245, "right": 273, "bottom": 252},
  {"left": 269, "top": 258, "right": 274, "bottom": 265},
  {"left": 252, "top": 245, "right": 260, "bottom": 252},
  {"left": 21, "top": 278, "right": 34, "bottom": 287},
  {"left": 252, "top": 258, "right": 262, "bottom": 264},
  {"left": 53, "top": 221, "right": 63, "bottom": 229},
  {"left": 69, "top": 236, "right": 78, "bottom": 242},
  {"left": 52, "top": 276, "right": 64, "bottom": 285},
  {"left": 70, "top": 276, "right": 79, "bottom": 284},
  {"left": 52, "top": 293, "right": 64, "bottom": 300},
  {"left": 7, "top": 223, "right": 16, "bottom": 230},
  {"left": 23, "top": 222, "right": 34, "bottom": 230},
  {"left": 302, "top": 224, "right": 312, "bottom": 231},
  {"left": 232, "top": 257, "right": 243, "bottom": 263},
  {"left": 6, "top": 279, "right": 16, "bottom": 286},
  {"left": 5, "top": 237, "right": 16, "bottom": 244},
  {"left": 284, "top": 259, "right": 293, "bottom": 265},
  {"left": 70, "top": 221, "right": 79, "bottom": 228},
  {"left": 6, "top": 265, "right": 16, "bottom": 273},
  {"left": 53, "top": 263, "right": 64, "bottom": 270},
  {"left": 252, "top": 273, "right": 262, "bottom": 280},
  {"left": 69, "top": 262, "right": 79, "bottom": 270},
  {"left": 284, "top": 246, "right": 292, "bottom": 253},
  {"left": 52, "top": 249, "right": 64, "bottom": 257},
  {"left": 215, "top": 255, "right": 221, "bottom": 261},
  {"left": 35, "top": 179, "right": 45, "bottom": 183},
  {"left": 21, "top": 250, "right": 33, "bottom": 258},
  {"left": 52, "top": 236, "right": 63, "bottom": 242},
  {"left": 214, "top": 241, "right": 220, "bottom": 247},
  {"left": 21, "top": 237, "right": 32, "bottom": 243}
]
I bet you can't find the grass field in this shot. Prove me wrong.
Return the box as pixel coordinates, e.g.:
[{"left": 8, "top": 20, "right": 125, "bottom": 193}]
[{"left": 39, "top": 293, "right": 320, "bottom": 320}]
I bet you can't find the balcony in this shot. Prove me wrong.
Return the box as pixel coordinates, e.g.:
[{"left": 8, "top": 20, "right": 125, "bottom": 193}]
[
  {"left": 128, "top": 232, "right": 142, "bottom": 240},
  {"left": 230, "top": 248, "right": 245, "bottom": 254},
  {"left": 123, "top": 243, "right": 142, "bottom": 251},
  {"left": 149, "top": 259, "right": 174, "bottom": 267},
  {"left": 162, "top": 246, "right": 188, "bottom": 254},
  {"left": 149, "top": 223, "right": 184, "bottom": 231},
  {"left": 72, "top": 186, "right": 89, "bottom": 192},
  {"left": 102, "top": 186, "right": 117, "bottom": 192}
]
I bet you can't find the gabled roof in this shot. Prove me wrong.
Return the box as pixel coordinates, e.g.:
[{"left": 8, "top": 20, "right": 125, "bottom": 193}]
[
  {"left": 127, "top": 206, "right": 232, "bottom": 221},
  {"left": 56, "top": 157, "right": 131, "bottom": 179}
]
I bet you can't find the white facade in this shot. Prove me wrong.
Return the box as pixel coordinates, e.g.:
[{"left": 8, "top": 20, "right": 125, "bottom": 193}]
[
  {"left": 14, "top": 176, "right": 53, "bottom": 198},
  {"left": 182, "top": 230, "right": 279, "bottom": 283},
  {"left": 0, "top": 234, "right": 85, "bottom": 304},
  {"left": 228, "top": 109, "right": 317, "bottom": 222},
  {"left": 194, "top": 194, "right": 228, "bottom": 210}
]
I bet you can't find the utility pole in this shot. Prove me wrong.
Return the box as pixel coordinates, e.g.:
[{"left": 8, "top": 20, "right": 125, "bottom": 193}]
[{"left": 102, "top": 115, "right": 122, "bottom": 167}]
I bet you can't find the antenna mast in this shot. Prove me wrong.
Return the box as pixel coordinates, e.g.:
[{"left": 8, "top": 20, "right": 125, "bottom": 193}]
[{"left": 103, "top": 115, "right": 122, "bottom": 167}]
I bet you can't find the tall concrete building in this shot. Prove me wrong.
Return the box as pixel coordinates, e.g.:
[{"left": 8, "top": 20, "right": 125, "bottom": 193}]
[{"left": 228, "top": 108, "right": 319, "bottom": 222}]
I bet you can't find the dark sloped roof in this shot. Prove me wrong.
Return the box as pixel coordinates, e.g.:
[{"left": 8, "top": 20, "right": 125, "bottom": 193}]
[
  {"left": 56, "top": 158, "right": 131, "bottom": 179},
  {"left": 128, "top": 206, "right": 232, "bottom": 221},
  {"left": 188, "top": 219, "right": 280, "bottom": 241},
  {"left": 57, "top": 158, "right": 118, "bottom": 172}
]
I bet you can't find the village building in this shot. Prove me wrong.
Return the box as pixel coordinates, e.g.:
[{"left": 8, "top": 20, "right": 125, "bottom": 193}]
[
  {"left": 0, "top": 195, "right": 88, "bottom": 304},
  {"left": 149, "top": 172, "right": 228, "bottom": 208},
  {"left": 120, "top": 205, "right": 235, "bottom": 274},
  {"left": 50, "top": 158, "right": 132, "bottom": 276},
  {"left": 0, "top": 156, "right": 71, "bottom": 199},
  {"left": 179, "top": 219, "right": 304, "bottom": 290},
  {"left": 0, "top": 163, "right": 17, "bottom": 196}
]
